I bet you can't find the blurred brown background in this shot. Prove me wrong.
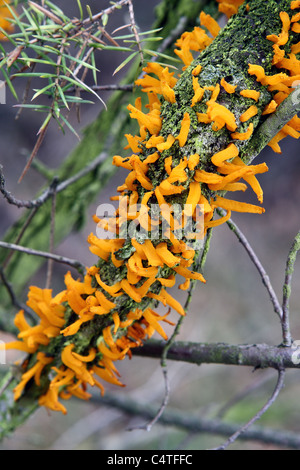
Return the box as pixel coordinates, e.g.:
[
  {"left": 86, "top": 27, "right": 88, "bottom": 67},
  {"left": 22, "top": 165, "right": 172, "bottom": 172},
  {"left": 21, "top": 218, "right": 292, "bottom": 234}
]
[{"left": 0, "top": 0, "right": 300, "bottom": 450}]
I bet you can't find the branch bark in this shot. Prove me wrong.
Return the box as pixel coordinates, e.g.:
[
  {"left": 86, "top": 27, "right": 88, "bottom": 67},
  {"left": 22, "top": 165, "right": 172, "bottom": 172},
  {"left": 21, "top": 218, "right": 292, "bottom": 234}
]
[
  {"left": 97, "top": 392, "right": 300, "bottom": 449},
  {"left": 132, "top": 339, "right": 300, "bottom": 370}
]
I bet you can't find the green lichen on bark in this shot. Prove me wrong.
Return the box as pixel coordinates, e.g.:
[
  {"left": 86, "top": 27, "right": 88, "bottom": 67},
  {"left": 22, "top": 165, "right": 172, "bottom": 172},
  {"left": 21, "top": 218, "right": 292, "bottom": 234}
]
[
  {"left": 133, "top": 339, "right": 300, "bottom": 369},
  {"left": 160, "top": 0, "right": 297, "bottom": 167}
]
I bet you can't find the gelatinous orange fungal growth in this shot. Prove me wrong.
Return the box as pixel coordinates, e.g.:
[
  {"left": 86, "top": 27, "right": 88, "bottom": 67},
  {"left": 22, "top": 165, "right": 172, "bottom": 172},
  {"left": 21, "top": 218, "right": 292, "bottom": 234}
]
[{"left": 2, "top": 0, "right": 300, "bottom": 416}]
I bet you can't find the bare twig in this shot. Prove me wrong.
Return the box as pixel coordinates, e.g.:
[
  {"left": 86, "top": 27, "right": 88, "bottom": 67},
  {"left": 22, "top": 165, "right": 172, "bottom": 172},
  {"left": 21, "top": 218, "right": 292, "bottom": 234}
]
[
  {"left": 183, "top": 227, "right": 213, "bottom": 313},
  {"left": 45, "top": 182, "right": 58, "bottom": 289},
  {"left": 156, "top": 16, "right": 188, "bottom": 55},
  {"left": 282, "top": 231, "right": 300, "bottom": 346},
  {"left": 2, "top": 207, "right": 39, "bottom": 269},
  {"left": 28, "top": 2, "right": 64, "bottom": 25},
  {"left": 0, "top": 241, "right": 86, "bottom": 275},
  {"left": 96, "top": 392, "right": 300, "bottom": 449},
  {"left": 128, "top": 0, "right": 144, "bottom": 65},
  {"left": 219, "top": 209, "right": 283, "bottom": 320},
  {"left": 64, "top": 83, "right": 134, "bottom": 96},
  {"left": 91, "top": 84, "right": 134, "bottom": 92},
  {"left": 15, "top": 64, "right": 37, "bottom": 121},
  {"left": 128, "top": 366, "right": 170, "bottom": 432},
  {"left": 0, "top": 151, "right": 108, "bottom": 209},
  {"left": 18, "top": 121, "right": 51, "bottom": 183},
  {"left": 82, "top": 0, "right": 130, "bottom": 26},
  {"left": 215, "top": 371, "right": 274, "bottom": 420},
  {"left": 0, "top": 267, "right": 36, "bottom": 322},
  {"left": 211, "top": 369, "right": 286, "bottom": 450}
]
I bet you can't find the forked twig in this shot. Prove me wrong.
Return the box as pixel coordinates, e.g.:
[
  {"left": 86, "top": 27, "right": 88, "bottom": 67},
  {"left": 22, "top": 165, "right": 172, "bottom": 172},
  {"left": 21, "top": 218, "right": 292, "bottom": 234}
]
[
  {"left": 211, "top": 369, "right": 286, "bottom": 450},
  {"left": 128, "top": 0, "right": 144, "bottom": 66},
  {"left": 219, "top": 209, "right": 283, "bottom": 320},
  {"left": 215, "top": 371, "right": 274, "bottom": 420},
  {"left": 0, "top": 151, "right": 108, "bottom": 209},
  {"left": 0, "top": 241, "right": 86, "bottom": 275},
  {"left": 0, "top": 267, "right": 36, "bottom": 322}
]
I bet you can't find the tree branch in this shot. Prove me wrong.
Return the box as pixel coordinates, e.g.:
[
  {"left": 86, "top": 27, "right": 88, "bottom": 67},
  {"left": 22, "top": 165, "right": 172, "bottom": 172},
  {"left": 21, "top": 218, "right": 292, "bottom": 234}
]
[
  {"left": 218, "top": 209, "right": 283, "bottom": 320},
  {"left": 242, "top": 87, "right": 300, "bottom": 164},
  {"left": 0, "top": 241, "right": 86, "bottom": 275},
  {"left": 132, "top": 339, "right": 300, "bottom": 370},
  {"left": 0, "top": 152, "right": 108, "bottom": 209},
  {"left": 282, "top": 231, "right": 300, "bottom": 346},
  {"left": 97, "top": 392, "right": 300, "bottom": 449},
  {"left": 212, "top": 369, "right": 286, "bottom": 450},
  {"left": 0, "top": 267, "right": 35, "bottom": 324}
]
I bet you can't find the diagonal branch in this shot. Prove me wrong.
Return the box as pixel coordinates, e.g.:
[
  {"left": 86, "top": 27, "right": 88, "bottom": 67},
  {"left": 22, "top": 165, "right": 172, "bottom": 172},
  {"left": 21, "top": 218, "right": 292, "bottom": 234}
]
[
  {"left": 242, "top": 87, "right": 300, "bottom": 164},
  {"left": 211, "top": 369, "right": 286, "bottom": 450},
  {"left": 219, "top": 210, "right": 283, "bottom": 320},
  {"left": 0, "top": 267, "right": 35, "bottom": 322},
  {"left": 0, "top": 241, "right": 86, "bottom": 275}
]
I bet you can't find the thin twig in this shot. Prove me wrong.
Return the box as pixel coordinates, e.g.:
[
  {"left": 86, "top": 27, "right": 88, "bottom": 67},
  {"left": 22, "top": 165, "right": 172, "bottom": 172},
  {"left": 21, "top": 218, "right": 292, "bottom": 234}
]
[
  {"left": 0, "top": 373, "right": 16, "bottom": 397},
  {"left": 15, "top": 63, "right": 36, "bottom": 121},
  {"left": 163, "top": 228, "right": 213, "bottom": 367},
  {"left": 0, "top": 241, "right": 86, "bottom": 275},
  {"left": 92, "top": 84, "right": 134, "bottom": 92},
  {"left": 218, "top": 209, "right": 283, "bottom": 320},
  {"left": 63, "top": 83, "right": 134, "bottom": 96},
  {"left": 45, "top": 182, "right": 58, "bottom": 289},
  {"left": 18, "top": 121, "right": 51, "bottom": 183},
  {"left": 211, "top": 369, "right": 286, "bottom": 450},
  {"left": 0, "top": 267, "right": 36, "bottom": 322},
  {"left": 2, "top": 207, "right": 39, "bottom": 269},
  {"left": 184, "top": 227, "right": 213, "bottom": 313},
  {"left": 82, "top": 0, "right": 130, "bottom": 26},
  {"left": 282, "top": 231, "right": 300, "bottom": 346},
  {"left": 156, "top": 16, "right": 188, "bottom": 55},
  {"left": 0, "top": 151, "right": 108, "bottom": 209},
  {"left": 135, "top": 229, "right": 214, "bottom": 432},
  {"left": 215, "top": 371, "right": 274, "bottom": 420},
  {"left": 128, "top": 0, "right": 144, "bottom": 66},
  {"left": 127, "top": 367, "right": 170, "bottom": 432},
  {"left": 96, "top": 391, "right": 300, "bottom": 449}
]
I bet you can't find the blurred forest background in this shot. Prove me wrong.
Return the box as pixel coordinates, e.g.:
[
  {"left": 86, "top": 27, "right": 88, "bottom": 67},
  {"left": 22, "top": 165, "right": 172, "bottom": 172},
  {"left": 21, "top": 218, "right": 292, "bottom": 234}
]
[{"left": 0, "top": 0, "right": 300, "bottom": 450}]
